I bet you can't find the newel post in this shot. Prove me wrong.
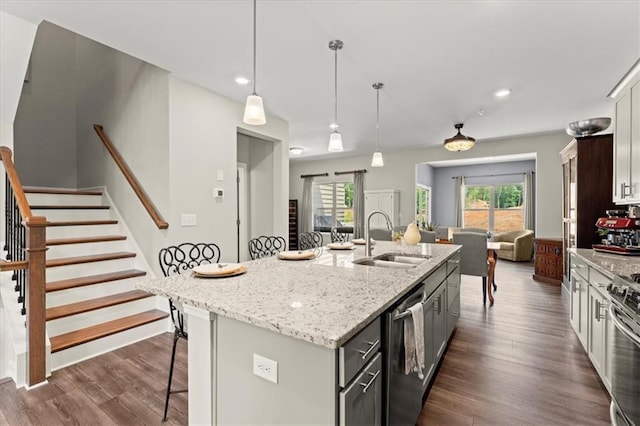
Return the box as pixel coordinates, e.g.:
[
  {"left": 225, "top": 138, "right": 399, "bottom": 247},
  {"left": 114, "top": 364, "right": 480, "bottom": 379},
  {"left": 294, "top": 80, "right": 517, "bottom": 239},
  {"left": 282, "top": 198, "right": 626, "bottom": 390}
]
[{"left": 25, "top": 216, "right": 47, "bottom": 387}]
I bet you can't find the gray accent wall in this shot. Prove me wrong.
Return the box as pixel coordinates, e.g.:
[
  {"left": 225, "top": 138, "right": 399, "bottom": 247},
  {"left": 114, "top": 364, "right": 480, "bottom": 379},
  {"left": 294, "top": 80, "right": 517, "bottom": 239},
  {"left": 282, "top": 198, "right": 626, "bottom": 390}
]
[
  {"left": 432, "top": 160, "right": 535, "bottom": 227},
  {"left": 290, "top": 131, "right": 571, "bottom": 239}
]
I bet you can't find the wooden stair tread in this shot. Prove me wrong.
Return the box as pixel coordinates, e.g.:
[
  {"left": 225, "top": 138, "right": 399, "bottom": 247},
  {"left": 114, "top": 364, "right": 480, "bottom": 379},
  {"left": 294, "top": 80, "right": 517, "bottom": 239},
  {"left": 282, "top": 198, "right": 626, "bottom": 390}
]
[
  {"left": 23, "top": 187, "right": 103, "bottom": 196},
  {"left": 47, "top": 269, "right": 147, "bottom": 292},
  {"left": 31, "top": 205, "right": 110, "bottom": 210},
  {"left": 46, "top": 235, "right": 127, "bottom": 246},
  {"left": 47, "top": 290, "right": 152, "bottom": 320},
  {"left": 46, "top": 220, "right": 118, "bottom": 227},
  {"left": 47, "top": 252, "right": 136, "bottom": 268},
  {"left": 50, "top": 309, "right": 168, "bottom": 353}
]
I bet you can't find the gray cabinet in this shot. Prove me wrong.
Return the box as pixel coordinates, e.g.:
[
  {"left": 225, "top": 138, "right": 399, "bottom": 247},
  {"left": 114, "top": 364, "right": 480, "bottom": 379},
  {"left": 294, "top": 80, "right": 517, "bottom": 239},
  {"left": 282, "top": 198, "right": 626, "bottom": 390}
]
[
  {"left": 612, "top": 75, "right": 640, "bottom": 204},
  {"left": 446, "top": 254, "right": 461, "bottom": 338},
  {"left": 339, "top": 353, "right": 382, "bottom": 426},
  {"left": 339, "top": 318, "right": 382, "bottom": 425}
]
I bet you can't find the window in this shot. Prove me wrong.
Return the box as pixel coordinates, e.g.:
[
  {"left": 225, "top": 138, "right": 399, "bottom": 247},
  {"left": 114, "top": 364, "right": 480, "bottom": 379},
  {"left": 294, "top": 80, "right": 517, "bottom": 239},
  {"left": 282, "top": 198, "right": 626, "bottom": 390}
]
[
  {"left": 415, "top": 185, "right": 432, "bottom": 229},
  {"left": 312, "top": 181, "right": 354, "bottom": 232},
  {"left": 464, "top": 184, "right": 524, "bottom": 232}
]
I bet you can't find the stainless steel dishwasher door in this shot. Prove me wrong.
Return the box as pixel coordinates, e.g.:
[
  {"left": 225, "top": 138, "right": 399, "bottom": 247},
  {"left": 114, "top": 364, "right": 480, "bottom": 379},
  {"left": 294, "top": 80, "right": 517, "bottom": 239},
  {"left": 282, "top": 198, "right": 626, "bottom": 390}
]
[{"left": 386, "top": 284, "right": 429, "bottom": 426}]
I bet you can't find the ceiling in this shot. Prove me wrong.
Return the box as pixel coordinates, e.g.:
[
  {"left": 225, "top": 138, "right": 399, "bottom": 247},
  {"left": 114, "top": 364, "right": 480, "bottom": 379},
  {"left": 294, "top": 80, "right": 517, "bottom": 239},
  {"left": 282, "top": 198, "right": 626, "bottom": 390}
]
[{"left": 2, "top": 1, "right": 639, "bottom": 161}]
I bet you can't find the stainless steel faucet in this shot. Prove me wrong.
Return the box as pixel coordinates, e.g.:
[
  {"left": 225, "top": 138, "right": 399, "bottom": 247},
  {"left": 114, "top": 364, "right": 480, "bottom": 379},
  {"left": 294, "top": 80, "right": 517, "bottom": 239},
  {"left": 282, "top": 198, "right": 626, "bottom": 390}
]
[{"left": 365, "top": 210, "right": 393, "bottom": 256}]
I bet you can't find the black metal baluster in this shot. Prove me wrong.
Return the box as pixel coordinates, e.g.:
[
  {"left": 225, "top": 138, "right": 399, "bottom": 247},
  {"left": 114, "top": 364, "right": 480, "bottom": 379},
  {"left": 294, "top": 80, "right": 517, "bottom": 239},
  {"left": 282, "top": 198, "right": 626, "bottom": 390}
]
[{"left": 4, "top": 177, "right": 8, "bottom": 253}]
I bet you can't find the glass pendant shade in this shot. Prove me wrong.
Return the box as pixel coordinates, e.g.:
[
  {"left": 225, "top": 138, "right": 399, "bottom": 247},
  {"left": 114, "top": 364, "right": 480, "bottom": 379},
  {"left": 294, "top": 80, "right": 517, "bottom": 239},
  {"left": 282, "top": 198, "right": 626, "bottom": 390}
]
[
  {"left": 328, "top": 131, "right": 344, "bottom": 152},
  {"left": 444, "top": 123, "right": 475, "bottom": 152},
  {"left": 371, "top": 151, "right": 384, "bottom": 167},
  {"left": 243, "top": 94, "right": 266, "bottom": 125}
]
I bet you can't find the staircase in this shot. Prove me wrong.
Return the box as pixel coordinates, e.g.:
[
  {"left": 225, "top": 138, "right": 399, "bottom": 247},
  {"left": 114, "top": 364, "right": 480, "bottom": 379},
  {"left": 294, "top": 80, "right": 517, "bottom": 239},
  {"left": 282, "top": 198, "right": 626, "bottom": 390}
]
[{"left": 24, "top": 187, "right": 169, "bottom": 370}]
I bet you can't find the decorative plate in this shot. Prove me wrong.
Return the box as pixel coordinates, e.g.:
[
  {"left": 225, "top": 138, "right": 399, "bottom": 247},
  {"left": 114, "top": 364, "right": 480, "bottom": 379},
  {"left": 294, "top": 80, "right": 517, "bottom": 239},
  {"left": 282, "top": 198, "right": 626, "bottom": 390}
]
[
  {"left": 327, "top": 242, "right": 355, "bottom": 250},
  {"left": 278, "top": 251, "right": 316, "bottom": 260}
]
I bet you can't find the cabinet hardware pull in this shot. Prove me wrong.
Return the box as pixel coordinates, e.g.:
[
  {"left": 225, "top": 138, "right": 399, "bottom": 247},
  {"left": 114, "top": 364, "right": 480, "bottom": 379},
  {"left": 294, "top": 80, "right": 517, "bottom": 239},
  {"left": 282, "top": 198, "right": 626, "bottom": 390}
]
[
  {"left": 595, "top": 299, "right": 601, "bottom": 322},
  {"left": 437, "top": 294, "right": 443, "bottom": 314},
  {"left": 621, "top": 183, "right": 631, "bottom": 198},
  {"left": 359, "top": 369, "right": 381, "bottom": 394},
  {"left": 357, "top": 339, "right": 380, "bottom": 359}
]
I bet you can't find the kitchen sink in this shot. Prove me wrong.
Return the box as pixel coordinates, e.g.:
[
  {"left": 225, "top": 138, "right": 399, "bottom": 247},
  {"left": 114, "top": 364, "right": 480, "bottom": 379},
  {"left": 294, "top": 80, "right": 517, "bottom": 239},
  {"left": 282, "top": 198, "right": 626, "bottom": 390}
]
[
  {"left": 351, "top": 258, "right": 417, "bottom": 269},
  {"left": 373, "top": 253, "right": 431, "bottom": 265}
]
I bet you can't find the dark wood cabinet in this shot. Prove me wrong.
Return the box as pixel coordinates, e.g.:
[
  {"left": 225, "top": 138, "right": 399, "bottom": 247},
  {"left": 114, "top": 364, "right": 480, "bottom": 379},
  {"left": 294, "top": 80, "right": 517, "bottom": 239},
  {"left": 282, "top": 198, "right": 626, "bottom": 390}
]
[
  {"left": 288, "top": 199, "right": 299, "bottom": 250},
  {"left": 533, "top": 238, "right": 563, "bottom": 285},
  {"left": 560, "top": 135, "right": 615, "bottom": 281}
]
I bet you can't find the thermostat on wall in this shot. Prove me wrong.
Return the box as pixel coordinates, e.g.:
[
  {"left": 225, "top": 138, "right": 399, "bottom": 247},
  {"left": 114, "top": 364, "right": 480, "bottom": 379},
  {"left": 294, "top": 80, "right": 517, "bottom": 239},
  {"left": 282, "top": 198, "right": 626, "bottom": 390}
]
[{"left": 213, "top": 188, "right": 224, "bottom": 198}]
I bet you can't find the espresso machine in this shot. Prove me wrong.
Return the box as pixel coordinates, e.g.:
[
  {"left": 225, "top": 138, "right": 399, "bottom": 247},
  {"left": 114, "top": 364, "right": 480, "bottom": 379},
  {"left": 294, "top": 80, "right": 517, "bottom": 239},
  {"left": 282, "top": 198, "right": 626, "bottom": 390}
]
[{"left": 592, "top": 209, "right": 640, "bottom": 255}]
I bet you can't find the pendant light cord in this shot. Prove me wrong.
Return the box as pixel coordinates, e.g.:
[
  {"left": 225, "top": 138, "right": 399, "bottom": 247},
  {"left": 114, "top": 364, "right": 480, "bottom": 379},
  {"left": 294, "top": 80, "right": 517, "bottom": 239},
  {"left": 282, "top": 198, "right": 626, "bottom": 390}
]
[
  {"left": 376, "top": 86, "right": 380, "bottom": 151},
  {"left": 334, "top": 47, "right": 338, "bottom": 127},
  {"left": 252, "top": 0, "right": 257, "bottom": 95}
]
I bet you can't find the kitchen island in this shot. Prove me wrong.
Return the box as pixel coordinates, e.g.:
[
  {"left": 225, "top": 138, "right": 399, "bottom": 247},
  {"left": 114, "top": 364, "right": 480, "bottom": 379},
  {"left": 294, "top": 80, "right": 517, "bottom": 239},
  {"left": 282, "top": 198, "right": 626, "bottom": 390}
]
[{"left": 137, "top": 241, "right": 461, "bottom": 425}]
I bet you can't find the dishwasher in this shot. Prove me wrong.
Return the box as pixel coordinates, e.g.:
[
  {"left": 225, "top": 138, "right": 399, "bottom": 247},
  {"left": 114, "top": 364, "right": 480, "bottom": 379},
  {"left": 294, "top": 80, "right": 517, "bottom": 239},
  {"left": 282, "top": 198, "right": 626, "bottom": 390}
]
[{"left": 385, "top": 282, "right": 431, "bottom": 426}]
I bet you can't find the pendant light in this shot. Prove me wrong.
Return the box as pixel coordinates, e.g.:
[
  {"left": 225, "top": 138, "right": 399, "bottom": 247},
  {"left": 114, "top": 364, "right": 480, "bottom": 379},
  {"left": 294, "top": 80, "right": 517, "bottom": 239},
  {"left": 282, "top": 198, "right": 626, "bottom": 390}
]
[
  {"left": 443, "top": 123, "right": 475, "bottom": 152},
  {"left": 243, "top": 0, "right": 266, "bottom": 125},
  {"left": 328, "top": 40, "right": 344, "bottom": 152},
  {"left": 371, "top": 82, "right": 384, "bottom": 167}
]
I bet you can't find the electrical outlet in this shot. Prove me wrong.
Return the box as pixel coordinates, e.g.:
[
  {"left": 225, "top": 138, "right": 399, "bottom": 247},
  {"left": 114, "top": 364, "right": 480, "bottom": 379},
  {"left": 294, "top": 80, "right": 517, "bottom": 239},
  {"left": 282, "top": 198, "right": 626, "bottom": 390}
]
[
  {"left": 253, "top": 353, "right": 278, "bottom": 384},
  {"left": 180, "top": 214, "right": 197, "bottom": 227}
]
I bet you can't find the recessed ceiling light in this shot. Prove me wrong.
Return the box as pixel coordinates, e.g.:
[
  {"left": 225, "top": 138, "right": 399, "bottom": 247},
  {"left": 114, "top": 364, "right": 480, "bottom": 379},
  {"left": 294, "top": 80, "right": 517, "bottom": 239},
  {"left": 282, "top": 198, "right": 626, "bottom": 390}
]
[
  {"left": 289, "top": 147, "right": 304, "bottom": 155},
  {"left": 477, "top": 108, "right": 485, "bottom": 116},
  {"left": 235, "top": 76, "right": 250, "bottom": 85},
  {"left": 494, "top": 88, "right": 511, "bottom": 98}
]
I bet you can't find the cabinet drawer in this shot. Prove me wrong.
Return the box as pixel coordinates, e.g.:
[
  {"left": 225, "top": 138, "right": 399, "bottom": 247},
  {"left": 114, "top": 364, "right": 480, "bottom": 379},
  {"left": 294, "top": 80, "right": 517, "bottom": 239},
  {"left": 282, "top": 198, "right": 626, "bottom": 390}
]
[
  {"left": 447, "top": 253, "right": 460, "bottom": 276},
  {"left": 339, "top": 317, "right": 381, "bottom": 387},
  {"left": 339, "top": 352, "right": 382, "bottom": 426},
  {"left": 589, "top": 268, "right": 611, "bottom": 292},
  {"left": 570, "top": 254, "right": 588, "bottom": 280},
  {"left": 424, "top": 263, "right": 447, "bottom": 297}
]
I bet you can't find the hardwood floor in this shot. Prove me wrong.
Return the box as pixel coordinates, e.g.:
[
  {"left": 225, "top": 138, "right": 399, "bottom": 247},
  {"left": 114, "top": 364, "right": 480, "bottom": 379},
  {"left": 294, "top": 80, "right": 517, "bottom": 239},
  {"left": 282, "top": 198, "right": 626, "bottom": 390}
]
[
  {"left": 418, "top": 260, "right": 611, "bottom": 425},
  {"left": 0, "top": 334, "right": 187, "bottom": 425},
  {"left": 0, "top": 261, "right": 610, "bottom": 425}
]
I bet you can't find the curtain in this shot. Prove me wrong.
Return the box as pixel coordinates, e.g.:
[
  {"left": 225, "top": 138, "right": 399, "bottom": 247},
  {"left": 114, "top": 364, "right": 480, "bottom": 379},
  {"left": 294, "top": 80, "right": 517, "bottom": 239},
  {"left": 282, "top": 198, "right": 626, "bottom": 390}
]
[
  {"left": 523, "top": 171, "right": 534, "bottom": 231},
  {"left": 300, "top": 177, "right": 314, "bottom": 233},
  {"left": 353, "top": 172, "right": 365, "bottom": 239},
  {"left": 454, "top": 176, "right": 465, "bottom": 227}
]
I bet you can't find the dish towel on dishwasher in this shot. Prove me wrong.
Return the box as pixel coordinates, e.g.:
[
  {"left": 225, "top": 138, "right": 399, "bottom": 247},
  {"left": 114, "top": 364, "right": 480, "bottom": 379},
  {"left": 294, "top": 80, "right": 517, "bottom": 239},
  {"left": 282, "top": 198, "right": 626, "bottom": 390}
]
[{"left": 404, "top": 302, "right": 425, "bottom": 379}]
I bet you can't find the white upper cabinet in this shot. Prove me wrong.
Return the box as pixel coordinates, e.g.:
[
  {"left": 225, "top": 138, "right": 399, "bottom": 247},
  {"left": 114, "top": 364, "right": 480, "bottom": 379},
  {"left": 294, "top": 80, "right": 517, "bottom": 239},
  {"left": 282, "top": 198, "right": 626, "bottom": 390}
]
[
  {"left": 364, "top": 190, "right": 399, "bottom": 229},
  {"left": 612, "top": 75, "right": 640, "bottom": 204}
]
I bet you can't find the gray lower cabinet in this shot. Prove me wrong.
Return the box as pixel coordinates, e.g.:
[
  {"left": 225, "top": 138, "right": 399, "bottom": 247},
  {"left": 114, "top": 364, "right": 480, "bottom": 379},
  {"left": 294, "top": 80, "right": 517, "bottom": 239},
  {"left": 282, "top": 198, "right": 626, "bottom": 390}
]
[
  {"left": 569, "top": 255, "right": 589, "bottom": 347},
  {"left": 339, "top": 353, "right": 383, "bottom": 426},
  {"left": 339, "top": 318, "right": 382, "bottom": 425},
  {"left": 446, "top": 254, "right": 461, "bottom": 339}
]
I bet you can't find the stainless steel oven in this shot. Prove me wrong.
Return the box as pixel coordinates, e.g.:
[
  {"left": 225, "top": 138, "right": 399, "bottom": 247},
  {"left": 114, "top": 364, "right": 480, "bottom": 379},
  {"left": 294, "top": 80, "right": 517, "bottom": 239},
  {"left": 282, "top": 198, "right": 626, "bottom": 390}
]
[{"left": 608, "top": 277, "right": 640, "bottom": 426}]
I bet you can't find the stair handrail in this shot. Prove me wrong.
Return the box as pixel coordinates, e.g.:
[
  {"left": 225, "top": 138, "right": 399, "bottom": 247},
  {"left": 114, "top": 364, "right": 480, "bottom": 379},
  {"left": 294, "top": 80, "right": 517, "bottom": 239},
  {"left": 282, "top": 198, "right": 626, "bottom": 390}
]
[
  {"left": 93, "top": 125, "right": 169, "bottom": 230},
  {"left": 0, "top": 146, "right": 47, "bottom": 387}
]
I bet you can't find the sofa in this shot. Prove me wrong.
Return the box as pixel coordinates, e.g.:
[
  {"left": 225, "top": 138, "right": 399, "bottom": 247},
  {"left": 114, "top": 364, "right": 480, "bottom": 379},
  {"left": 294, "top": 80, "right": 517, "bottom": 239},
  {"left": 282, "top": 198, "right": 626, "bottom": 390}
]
[{"left": 491, "top": 229, "right": 534, "bottom": 261}]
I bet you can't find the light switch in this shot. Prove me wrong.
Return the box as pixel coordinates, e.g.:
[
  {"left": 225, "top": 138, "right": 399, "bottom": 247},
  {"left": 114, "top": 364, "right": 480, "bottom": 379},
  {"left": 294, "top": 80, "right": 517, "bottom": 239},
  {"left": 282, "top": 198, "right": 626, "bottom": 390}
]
[
  {"left": 181, "top": 214, "right": 197, "bottom": 227},
  {"left": 217, "top": 170, "right": 224, "bottom": 181}
]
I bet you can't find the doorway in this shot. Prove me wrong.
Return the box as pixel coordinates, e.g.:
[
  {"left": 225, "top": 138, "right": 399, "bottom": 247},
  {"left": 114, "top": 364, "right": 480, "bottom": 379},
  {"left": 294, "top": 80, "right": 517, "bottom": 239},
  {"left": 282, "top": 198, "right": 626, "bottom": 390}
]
[{"left": 237, "top": 162, "right": 248, "bottom": 262}]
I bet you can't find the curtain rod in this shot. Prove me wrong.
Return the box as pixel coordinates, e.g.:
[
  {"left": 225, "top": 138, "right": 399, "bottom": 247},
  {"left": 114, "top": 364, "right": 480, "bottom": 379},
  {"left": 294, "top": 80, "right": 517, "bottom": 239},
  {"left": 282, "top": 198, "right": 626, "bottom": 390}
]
[
  {"left": 301, "top": 172, "right": 329, "bottom": 179},
  {"left": 451, "top": 171, "right": 534, "bottom": 179},
  {"left": 335, "top": 169, "right": 367, "bottom": 175}
]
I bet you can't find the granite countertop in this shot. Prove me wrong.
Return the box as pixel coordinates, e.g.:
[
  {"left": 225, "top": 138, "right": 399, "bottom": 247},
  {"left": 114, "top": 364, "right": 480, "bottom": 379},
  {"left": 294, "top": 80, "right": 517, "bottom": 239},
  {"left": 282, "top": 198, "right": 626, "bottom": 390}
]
[
  {"left": 136, "top": 241, "right": 460, "bottom": 349},
  {"left": 570, "top": 248, "right": 640, "bottom": 280}
]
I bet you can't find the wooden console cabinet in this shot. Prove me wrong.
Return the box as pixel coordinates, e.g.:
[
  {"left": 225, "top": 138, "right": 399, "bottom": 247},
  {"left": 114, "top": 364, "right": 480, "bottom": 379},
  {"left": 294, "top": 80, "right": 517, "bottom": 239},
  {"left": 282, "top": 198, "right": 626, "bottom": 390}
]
[{"left": 533, "top": 238, "right": 563, "bottom": 285}]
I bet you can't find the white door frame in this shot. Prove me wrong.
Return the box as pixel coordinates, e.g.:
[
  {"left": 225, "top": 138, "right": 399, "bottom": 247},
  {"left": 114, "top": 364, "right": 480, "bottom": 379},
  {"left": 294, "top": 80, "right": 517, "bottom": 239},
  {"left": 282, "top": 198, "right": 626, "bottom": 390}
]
[{"left": 237, "top": 162, "right": 249, "bottom": 262}]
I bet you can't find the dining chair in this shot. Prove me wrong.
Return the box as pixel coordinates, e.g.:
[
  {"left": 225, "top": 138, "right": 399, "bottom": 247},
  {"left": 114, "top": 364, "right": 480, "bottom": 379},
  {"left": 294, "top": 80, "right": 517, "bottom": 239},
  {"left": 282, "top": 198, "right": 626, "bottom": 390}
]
[
  {"left": 368, "top": 228, "right": 392, "bottom": 241},
  {"left": 330, "top": 228, "right": 350, "bottom": 243},
  {"left": 460, "top": 227, "right": 487, "bottom": 235},
  {"left": 419, "top": 230, "right": 436, "bottom": 243},
  {"left": 157, "top": 242, "right": 221, "bottom": 421},
  {"left": 452, "top": 232, "right": 490, "bottom": 304},
  {"left": 299, "top": 231, "right": 323, "bottom": 249},
  {"left": 248, "top": 235, "right": 287, "bottom": 260}
]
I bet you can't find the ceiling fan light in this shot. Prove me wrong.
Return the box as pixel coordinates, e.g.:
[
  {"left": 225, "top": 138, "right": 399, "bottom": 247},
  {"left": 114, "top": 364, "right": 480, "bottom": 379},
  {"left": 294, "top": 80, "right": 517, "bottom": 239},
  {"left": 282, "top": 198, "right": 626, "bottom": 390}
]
[
  {"left": 444, "top": 123, "right": 475, "bottom": 152},
  {"left": 243, "top": 94, "right": 266, "bottom": 125},
  {"left": 328, "top": 131, "right": 344, "bottom": 152},
  {"left": 371, "top": 151, "right": 384, "bottom": 167}
]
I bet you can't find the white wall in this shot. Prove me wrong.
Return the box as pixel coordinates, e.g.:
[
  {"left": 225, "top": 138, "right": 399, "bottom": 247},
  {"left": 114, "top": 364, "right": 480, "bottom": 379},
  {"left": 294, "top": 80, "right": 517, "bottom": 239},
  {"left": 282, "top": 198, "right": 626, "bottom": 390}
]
[
  {"left": 75, "top": 35, "right": 171, "bottom": 270},
  {"left": 14, "top": 22, "right": 78, "bottom": 187},
  {"left": 0, "top": 11, "right": 36, "bottom": 125},
  {"left": 290, "top": 131, "right": 572, "bottom": 238},
  {"left": 168, "top": 77, "right": 289, "bottom": 265}
]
